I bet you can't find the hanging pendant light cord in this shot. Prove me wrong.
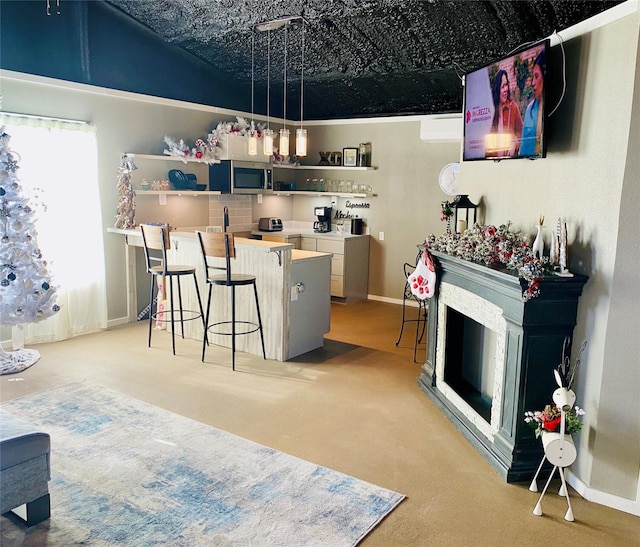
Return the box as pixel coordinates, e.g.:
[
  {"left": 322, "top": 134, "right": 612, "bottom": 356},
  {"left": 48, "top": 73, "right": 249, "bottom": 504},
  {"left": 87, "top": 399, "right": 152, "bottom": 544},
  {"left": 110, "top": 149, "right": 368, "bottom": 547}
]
[
  {"left": 283, "top": 25, "right": 287, "bottom": 130},
  {"left": 266, "top": 29, "right": 271, "bottom": 130},
  {"left": 251, "top": 30, "right": 255, "bottom": 128},
  {"left": 300, "top": 22, "right": 305, "bottom": 130}
]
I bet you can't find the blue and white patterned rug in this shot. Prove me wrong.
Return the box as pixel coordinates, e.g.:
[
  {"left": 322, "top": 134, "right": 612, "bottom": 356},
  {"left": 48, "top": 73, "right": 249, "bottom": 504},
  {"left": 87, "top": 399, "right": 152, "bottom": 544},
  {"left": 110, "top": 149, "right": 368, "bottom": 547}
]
[{"left": 0, "top": 383, "right": 404, "bottom": 546}]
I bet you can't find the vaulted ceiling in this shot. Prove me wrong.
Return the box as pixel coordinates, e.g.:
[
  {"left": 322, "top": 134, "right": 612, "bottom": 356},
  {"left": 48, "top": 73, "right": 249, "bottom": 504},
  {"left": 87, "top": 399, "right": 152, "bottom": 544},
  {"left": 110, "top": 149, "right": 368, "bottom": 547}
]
[{"left": 105, "top": 0, "right": 622, "bottom": 120}]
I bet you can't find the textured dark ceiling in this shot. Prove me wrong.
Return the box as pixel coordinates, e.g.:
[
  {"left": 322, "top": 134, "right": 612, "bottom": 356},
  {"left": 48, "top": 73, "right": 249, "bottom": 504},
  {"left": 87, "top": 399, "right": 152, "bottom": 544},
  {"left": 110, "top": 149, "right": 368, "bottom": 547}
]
[{"left": 105, "top": 0, "right": 622, "bottom": 120}]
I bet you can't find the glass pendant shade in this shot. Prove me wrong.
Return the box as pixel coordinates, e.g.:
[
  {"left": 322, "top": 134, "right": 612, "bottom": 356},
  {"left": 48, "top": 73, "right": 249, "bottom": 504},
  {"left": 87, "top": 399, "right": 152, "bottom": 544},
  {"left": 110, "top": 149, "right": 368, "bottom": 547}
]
[
  {"left": 279, "top": 129, "right": 290, "bottom": 156},
  {"left": 296, "top": 128, "right": 307, "bottom": 157},
  {"left": 263, "top": 129, "right": 274, "bottom": 156},
  {"left": 248, "top": 132, "right": 258, "bottom": 156}
]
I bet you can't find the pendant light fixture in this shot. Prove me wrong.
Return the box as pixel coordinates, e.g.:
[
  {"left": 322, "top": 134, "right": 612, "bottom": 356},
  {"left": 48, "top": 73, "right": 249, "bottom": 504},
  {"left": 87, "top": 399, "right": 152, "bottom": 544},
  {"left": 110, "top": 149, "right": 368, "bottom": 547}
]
[
  {"left": 263, "top": 29, "right": 274, "bottom": 156},
  {"left": 279, "top": 24, "right": 290, "bottom": 157},
  {"left": 255, "top": 15, "right": 306, "bottom": 157},
  {"left": 248, "top": 29, "right": 258, "bottom": 156},
  {"left": 296, "top": 20, "right": 307, "bottom": 157}
]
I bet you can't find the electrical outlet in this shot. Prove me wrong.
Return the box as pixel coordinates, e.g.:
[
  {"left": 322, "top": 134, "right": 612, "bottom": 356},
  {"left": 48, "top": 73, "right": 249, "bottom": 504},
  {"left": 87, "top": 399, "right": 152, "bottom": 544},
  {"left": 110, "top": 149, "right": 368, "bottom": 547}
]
[
  {"left": 257, "top": 194, "right": 263, "bottom": 204},
  {"left": 379, "top": 231, "right": 384, "bottom": 241}
]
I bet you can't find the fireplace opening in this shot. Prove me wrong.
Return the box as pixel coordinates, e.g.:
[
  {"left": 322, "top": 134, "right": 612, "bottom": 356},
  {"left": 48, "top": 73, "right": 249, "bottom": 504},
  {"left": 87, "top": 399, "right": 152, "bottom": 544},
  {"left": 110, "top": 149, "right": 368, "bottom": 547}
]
[{"left": 443, "top": 307, "right": 498, "bottom": 424}]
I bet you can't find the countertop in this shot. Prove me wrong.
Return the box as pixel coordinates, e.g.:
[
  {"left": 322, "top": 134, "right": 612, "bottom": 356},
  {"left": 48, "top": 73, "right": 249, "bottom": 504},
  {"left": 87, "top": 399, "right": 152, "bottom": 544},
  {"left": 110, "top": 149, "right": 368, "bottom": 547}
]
[
  {"left": 108, "top": 227, "right": 331, "bottom": 261},
  {"left": 252, "top": 228, "right": 369, "bottom": 240},
  {"left": 291, "top": 249, "right": 331, "bottom": 263},
  {"left": 108, "top": 227, "right": 291, "bottom": 253}
]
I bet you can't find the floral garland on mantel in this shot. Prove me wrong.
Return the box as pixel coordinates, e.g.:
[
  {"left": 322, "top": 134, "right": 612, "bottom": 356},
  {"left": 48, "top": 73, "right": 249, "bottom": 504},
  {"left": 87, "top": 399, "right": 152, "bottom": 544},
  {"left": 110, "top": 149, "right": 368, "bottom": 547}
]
[{"left": 424, "top": 222, "right": 550, "bottom": 301}]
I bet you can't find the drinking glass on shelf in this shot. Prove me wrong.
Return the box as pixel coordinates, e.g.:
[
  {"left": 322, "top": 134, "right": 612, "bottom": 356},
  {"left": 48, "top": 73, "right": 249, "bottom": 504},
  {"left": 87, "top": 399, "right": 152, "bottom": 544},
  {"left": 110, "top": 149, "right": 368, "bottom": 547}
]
[
  {"left": 319, "top": 178, "right": 326, "bottom": 192},
  {"left": 338, "top": 180, "right": 346, "bottom": 193},
  {"left": 346, "top": 180, "right": 353, "bottom": 192},
  {"left": 311, "top": 178, "right": 318, "bottom": 191},
  {"left": 305, "top": 178, "right": 311, "bottom": 190}
]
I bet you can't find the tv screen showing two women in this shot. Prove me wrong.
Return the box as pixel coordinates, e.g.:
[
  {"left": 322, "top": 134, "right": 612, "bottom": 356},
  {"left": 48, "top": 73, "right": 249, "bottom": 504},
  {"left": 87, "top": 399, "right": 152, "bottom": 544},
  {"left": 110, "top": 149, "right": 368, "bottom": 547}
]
[{"left": 463, "top": 41, "right": 549, "bottom": 161}]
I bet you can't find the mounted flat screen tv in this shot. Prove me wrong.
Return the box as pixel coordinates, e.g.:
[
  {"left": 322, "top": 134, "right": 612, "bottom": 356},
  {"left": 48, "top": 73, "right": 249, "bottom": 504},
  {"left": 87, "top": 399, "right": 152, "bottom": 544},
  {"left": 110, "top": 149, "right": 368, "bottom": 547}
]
[{"left": 463, "top": 40, "right": 549, "bottom": 161}]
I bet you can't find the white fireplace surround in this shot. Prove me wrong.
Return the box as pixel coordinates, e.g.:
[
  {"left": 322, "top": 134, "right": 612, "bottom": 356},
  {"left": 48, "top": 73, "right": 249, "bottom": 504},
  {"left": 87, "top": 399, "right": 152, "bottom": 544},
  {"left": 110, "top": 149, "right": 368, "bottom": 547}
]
[{"left": 435, "top": 282, "right": 507, "bottom": 441}]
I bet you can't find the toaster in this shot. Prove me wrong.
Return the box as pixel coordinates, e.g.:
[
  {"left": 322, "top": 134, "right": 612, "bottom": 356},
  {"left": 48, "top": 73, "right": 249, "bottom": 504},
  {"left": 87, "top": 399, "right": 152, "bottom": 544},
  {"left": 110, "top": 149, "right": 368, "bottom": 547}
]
[{"left": 258, "top": 218, "right": 283, "bottom": 232}]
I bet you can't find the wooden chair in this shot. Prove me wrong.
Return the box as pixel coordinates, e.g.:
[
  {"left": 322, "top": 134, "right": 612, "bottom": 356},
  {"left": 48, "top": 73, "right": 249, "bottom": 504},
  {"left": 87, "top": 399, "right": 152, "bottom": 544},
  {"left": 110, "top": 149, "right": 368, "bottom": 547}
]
[
  {"left": 395, "top": 252, "right": 428, "bottom": 363},
  {"left": 196, "top": 228, "right": 266, "bottom": 370},
  {"left": 140, "top": 224, "right": 205, "bottom": 355}
]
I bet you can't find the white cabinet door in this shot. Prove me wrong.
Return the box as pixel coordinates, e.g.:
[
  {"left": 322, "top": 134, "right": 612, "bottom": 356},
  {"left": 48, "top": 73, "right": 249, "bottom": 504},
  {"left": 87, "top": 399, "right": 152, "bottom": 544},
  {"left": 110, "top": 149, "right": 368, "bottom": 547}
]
[{"left": 301, "top": 237, "right": 317, "bottom": 251}]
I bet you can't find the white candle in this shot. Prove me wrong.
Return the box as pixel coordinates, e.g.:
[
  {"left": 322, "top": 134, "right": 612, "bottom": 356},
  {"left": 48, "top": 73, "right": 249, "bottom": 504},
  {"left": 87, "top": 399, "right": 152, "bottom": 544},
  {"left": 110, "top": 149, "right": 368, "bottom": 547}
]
[{"left": 457, "top": 219, "right": 467, "bottom": 233}]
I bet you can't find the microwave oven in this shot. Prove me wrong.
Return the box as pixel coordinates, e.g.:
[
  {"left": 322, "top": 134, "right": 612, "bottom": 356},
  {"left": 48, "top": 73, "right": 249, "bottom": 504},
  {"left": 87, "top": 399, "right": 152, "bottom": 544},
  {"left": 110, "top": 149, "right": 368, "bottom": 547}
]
[{"left": 208, "top": 160, "right": 272, "bottom": 194}]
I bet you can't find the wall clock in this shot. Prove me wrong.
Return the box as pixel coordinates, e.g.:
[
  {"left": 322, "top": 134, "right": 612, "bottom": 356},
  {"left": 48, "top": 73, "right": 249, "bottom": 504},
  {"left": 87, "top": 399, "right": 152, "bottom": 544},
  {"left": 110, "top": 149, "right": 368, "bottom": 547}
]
[{"left": 438, "top": 162, "right": 460, "bottom": 196}]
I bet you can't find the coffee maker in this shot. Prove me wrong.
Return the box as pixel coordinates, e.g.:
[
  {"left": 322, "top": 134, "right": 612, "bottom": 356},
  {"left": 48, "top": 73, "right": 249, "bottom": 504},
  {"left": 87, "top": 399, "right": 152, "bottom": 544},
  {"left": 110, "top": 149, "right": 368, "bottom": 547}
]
[{"left": 313, "top": 206, "right": 332, "bottom": 233}]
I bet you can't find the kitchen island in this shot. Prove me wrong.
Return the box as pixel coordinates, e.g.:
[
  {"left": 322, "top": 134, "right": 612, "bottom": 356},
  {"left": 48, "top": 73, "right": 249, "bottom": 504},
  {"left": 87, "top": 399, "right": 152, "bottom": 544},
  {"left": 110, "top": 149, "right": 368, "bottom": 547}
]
[
  {"left": 252, "top": 229, "right": 370, "bottom": 303},
  {"left": 108, "top": 227, "right": 331, "bottom": 361}
]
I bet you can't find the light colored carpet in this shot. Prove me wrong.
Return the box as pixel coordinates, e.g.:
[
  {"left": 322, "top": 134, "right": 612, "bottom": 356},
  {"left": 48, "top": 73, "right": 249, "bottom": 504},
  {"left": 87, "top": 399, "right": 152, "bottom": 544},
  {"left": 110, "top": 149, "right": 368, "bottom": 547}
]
[
  {"left": 1, "top": 382, "right": 404, "bottom": 546},
  {"left": 1, "top": 301, "right": 638, "bottom": 546}
]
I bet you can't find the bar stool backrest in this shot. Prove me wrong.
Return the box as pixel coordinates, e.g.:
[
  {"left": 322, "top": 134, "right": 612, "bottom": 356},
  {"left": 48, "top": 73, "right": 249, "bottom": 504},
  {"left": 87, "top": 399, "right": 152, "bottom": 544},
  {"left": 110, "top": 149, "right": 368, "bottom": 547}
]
[
  {"left": 197, "top": 231, "right": 236, "bottom": 285},
  {"left": 140, "top": 224, "right": 171, "bottom": 275}
]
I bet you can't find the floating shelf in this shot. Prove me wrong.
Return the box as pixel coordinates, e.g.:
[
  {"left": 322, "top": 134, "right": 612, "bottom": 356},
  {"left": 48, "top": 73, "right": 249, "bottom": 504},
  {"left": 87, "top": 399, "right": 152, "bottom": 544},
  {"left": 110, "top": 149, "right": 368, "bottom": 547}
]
[
  {"left": 135, "top": 190, "right": 221, "bottom": 195},
  {"left": 126, "top": 154, "right": 376, "bottom": 170},
  {"left": 273, "top": 164, "right": 377, "bottom": 171},
  {"left": 125, "top": 153, "right": 220, "bottom": 164},
  {"left": 269, "top": 191, "right": 374, "bottom": 198}
]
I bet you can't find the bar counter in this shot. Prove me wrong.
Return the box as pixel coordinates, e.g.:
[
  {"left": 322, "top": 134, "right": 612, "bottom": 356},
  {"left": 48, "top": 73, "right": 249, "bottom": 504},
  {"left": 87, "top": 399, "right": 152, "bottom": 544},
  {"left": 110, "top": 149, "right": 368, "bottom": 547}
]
[{"left": 107, "top": 227, "right": 332, "bottom": 361}]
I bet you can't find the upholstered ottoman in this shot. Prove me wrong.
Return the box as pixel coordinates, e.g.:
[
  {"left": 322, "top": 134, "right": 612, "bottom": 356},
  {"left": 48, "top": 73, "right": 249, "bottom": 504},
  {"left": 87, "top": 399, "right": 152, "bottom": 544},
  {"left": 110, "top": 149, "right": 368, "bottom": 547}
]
[{"left": 0, "top": 410, "right": 51, "bottom": 526}]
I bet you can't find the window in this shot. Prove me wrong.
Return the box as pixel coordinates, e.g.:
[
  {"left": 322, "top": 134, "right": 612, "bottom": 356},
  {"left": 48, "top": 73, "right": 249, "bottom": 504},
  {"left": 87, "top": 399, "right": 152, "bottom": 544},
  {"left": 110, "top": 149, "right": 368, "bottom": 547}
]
[{"left": 1, "top": 114, "right": 107, "bottom": 343}]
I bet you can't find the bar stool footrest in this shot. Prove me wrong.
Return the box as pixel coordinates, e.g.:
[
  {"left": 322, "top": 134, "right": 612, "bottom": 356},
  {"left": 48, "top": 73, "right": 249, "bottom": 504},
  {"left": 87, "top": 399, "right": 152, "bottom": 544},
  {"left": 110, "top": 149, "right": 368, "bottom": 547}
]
[
  {"left": 207, "top": 320, "right": 261, "bottom": 337},
  {"left": 151, "top": 309, "right": 203, "bottom": 323}
]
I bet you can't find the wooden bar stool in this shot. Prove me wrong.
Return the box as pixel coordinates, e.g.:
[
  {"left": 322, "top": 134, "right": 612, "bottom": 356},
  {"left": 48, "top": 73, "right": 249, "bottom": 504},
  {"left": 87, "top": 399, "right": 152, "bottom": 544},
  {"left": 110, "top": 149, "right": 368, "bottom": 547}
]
[
  {"left": 140, "top": 224, "right": 205, "bottom": 355},
  {"left": 196, "top": 228, "right": 266, "bottom": 370}
]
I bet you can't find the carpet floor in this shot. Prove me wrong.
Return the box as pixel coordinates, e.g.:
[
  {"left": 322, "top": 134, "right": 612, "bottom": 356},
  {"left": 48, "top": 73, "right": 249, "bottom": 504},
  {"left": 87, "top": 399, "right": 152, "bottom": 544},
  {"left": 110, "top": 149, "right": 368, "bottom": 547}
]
[
  {"left": 1, "top": 300, "right": 638, "bottom": 546},
  {"left": 1, "top": 382, "right": 403, "bottom": 546}
]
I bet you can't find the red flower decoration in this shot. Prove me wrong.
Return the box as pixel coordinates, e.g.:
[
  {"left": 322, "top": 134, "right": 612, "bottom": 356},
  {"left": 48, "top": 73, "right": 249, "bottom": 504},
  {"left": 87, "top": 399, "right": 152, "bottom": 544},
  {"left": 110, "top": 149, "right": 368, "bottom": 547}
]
[
  {"left": 543, "top": 416, "right": 562, "bottom": 432},
  {"left": 484, "top": 226, "right": 497, "bottom": 237}
]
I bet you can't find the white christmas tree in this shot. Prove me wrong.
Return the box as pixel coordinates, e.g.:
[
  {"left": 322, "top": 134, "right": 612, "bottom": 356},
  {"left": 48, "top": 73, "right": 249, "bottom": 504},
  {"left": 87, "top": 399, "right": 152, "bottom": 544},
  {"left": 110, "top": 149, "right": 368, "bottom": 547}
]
[{"left": 0, "top": 127, "right": 59, "bottom": 373}]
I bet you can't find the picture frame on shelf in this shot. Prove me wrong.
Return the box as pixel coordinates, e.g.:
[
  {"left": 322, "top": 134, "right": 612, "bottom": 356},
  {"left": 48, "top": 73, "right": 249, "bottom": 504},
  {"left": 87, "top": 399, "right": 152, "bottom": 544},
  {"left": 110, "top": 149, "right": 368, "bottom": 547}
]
[{"left": 342, "top": 148, "right": 358, "bottom": 167}]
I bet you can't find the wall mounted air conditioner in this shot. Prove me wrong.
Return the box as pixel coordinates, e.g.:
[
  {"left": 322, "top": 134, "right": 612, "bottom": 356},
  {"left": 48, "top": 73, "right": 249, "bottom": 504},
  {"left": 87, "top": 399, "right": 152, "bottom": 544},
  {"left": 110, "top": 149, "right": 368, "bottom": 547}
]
[{"left": 419, "top": 114, "right": 463, "bottom": 142}]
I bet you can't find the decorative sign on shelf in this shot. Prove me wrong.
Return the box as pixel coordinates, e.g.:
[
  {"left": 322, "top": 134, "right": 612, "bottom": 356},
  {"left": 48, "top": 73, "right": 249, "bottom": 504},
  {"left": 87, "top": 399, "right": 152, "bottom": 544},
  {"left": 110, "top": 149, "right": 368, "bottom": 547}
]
[{"left": 318, "top": 151, "right": 343, "bottom": 166}]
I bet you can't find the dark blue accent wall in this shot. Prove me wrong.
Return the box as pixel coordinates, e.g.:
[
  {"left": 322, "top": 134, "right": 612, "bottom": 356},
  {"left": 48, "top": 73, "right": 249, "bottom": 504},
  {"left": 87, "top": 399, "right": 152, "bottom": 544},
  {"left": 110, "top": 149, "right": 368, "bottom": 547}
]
[{"left": 0, "top": 0, "right": 251, "bottom": 114}]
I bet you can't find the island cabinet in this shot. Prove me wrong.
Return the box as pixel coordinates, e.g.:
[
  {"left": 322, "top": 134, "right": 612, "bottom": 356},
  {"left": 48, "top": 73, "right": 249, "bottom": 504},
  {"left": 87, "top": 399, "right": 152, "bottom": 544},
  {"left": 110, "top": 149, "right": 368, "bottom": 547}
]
[
  {"left": 301, "top": 235, "right": 370, "bottom": 302},
  {"left": 107, "top": 228, "right": 331, "bottom": 361}
]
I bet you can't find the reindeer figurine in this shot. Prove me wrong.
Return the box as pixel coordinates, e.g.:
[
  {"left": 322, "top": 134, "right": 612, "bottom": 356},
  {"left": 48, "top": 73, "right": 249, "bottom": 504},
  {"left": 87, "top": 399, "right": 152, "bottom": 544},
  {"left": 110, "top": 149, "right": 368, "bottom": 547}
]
[{"left": 529, "top": 338, "right": 586, "bottom": 522}]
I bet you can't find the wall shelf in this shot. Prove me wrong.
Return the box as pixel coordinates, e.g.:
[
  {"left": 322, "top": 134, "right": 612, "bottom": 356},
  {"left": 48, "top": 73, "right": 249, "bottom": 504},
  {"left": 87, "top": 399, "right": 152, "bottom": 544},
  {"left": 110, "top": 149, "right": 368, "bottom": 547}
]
[
  {"left": 125, "top": 153, "right": 220, "bottom": 165},
  {"left": 273, "top": 164, "right": 377, "bottom": 171},
  {"left": 126, "top": 154, "right": 376, "bottom": 171},
  {"left": 136, "top": 190, "right": 221, "bottom": 196},
  {"left": 269, "top": 191, "right": 375, "bottom": 198}
]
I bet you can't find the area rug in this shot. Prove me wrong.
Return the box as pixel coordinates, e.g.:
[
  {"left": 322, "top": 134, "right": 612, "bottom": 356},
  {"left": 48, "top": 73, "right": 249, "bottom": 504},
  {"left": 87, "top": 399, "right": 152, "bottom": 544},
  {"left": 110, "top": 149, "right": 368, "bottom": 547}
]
[
  {"left": 0, "top": 348, "right": 40, "bottom": 375},
  {"left": 0, "top": 383, "right": 404, "bottom": 546}
]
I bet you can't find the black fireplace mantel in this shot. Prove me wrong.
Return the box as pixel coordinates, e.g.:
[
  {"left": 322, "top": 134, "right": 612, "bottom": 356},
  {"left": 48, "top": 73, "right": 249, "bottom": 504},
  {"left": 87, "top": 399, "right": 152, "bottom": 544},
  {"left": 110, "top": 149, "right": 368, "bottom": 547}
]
[{"left": 418, "top": 250, "right": 588, "bottom": 482}]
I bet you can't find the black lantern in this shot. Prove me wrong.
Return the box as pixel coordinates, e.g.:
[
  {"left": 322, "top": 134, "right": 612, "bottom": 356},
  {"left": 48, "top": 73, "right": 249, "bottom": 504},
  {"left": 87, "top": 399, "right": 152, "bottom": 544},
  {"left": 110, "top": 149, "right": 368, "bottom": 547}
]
[{"left": 451, "top": 195, "right": 477, "bottom": 232}]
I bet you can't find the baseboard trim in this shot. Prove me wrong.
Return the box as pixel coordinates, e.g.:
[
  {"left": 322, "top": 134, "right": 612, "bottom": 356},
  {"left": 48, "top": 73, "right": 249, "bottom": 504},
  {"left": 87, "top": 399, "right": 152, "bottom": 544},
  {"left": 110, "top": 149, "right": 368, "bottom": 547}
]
[
  {"left": 567, "top": 471, "right": 640, "bottom": 517},
  {"left": 367, "top": 294, "right": 422, "bottom": 308},
  {"left": 107, "top": 317, "right": 131, "bottom": 328}
]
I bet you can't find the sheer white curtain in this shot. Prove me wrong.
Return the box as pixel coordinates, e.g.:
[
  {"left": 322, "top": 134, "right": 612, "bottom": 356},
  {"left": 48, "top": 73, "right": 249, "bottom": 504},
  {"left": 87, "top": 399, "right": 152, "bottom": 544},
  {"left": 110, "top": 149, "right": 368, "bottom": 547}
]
[{"left": 1, "top": 114, "right": 107, "bottom": 343}]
